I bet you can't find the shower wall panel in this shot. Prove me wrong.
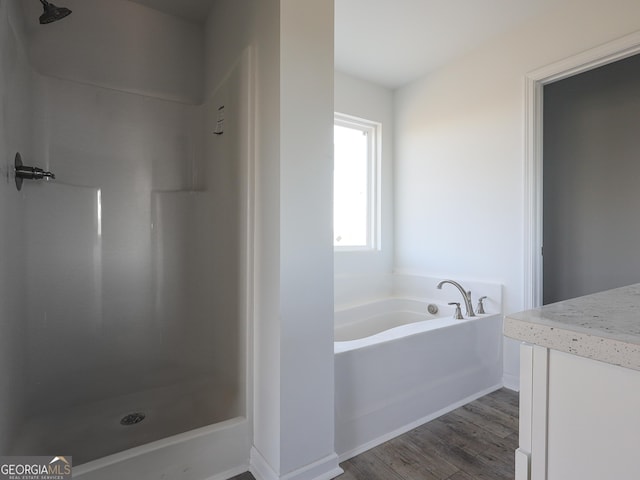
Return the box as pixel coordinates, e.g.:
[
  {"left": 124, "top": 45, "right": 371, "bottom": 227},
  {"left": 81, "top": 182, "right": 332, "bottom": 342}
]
[
  {"left": 203, "top": 52, "right": 252, "bottom": 406},
  {"left": 24, "top": 184, "right": 102, "bottom": 413},
  {"left": 0, "top": 0, "right": 32, "bottom": 453},
  {"left": 151, "top": 191, "right": 217, "bottom": 372},
  {"left": 22, "top": 0, "right": 204, "bottom": 104},
  {"left": 24, "top": 74, "right": 207, "bottom": 405}
]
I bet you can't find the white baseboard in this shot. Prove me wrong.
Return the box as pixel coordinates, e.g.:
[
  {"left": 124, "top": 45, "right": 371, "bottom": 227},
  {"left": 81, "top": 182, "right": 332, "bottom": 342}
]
[
  {"left": 250, "top": 448, "right": 278, "bottom": 480},
  {"left": 503, "top": 373, "right": 520, "bottom": 391},
  {"left": 250, "top": 448, "right": 343, "bottom": 480}
]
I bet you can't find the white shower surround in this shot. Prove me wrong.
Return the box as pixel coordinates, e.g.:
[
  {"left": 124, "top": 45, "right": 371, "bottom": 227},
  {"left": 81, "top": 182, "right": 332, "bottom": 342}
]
[{"left": 2, "top": 1, "right": 256, "bottom": 478}]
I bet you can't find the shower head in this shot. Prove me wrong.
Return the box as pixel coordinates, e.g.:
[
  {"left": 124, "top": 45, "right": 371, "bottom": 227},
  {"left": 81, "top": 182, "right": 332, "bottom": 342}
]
[{"left": 39, "top": 0, "right": 72, "bottom": 24}]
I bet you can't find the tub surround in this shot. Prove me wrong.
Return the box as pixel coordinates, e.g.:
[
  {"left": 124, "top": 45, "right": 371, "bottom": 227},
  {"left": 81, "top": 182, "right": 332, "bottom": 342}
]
[
  {"left": 335, "top": 273, "right": 503, "bottom": 313},
  {"left": 505, "top": 284, "right": 640, "bottom": 480},
  {"left": 504, "top": 283, "right": 640, "bottom": 370}
]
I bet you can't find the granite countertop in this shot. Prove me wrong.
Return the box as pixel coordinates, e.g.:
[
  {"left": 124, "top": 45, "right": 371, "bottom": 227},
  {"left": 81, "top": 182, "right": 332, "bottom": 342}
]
[{"left": 504, "top": 283, "right": 640, "bottom": 371}]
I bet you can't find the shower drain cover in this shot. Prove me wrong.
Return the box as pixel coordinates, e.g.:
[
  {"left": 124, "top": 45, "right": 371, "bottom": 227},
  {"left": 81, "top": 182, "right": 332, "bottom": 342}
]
[{"left": 120, "top": 412, "right": 146, "bottom": 426}]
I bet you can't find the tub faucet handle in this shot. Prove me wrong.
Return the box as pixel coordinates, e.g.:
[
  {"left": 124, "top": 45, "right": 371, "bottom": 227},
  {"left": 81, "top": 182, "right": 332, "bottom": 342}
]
[
  {"left": 448, "top": 302, "right": 464, "bottom": 320},
  {"left": 477, "top": 296, "right": 487, "bottom": 314}
]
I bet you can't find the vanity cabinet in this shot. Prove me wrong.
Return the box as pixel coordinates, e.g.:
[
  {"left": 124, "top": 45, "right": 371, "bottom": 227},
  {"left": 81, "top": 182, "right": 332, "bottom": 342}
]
[{"left": 505, "top": 284, "right": 640, "bottom": 480}]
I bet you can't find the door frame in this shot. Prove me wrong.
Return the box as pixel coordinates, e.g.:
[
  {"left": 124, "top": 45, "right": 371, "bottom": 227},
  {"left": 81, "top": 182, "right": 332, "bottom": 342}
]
[{"left": 523, "top": 31, "right": 640, "bottom": 308}]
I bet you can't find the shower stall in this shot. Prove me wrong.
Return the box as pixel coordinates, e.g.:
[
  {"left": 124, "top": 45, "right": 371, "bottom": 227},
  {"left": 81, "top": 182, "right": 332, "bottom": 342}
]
[{"left": 0, "top": 0, "right": 251, "bottom": 476}]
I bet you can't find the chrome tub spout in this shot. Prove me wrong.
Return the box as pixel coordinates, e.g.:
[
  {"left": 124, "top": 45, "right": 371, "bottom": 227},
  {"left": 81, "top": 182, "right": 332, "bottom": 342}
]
[{"left": 437, "top": 280, "right": 476, "bottom": 317}]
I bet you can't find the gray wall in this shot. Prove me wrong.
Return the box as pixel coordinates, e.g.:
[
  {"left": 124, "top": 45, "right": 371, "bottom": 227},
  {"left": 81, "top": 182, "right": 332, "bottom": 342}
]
[{"left": 543, "top": 53, "right": 640, "bottom": 304}]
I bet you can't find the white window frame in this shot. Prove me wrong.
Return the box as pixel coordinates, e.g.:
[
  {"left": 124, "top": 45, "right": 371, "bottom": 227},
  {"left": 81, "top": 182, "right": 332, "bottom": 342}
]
[{"left": 333, "top": 112, "right": 382, "bottom": 252}]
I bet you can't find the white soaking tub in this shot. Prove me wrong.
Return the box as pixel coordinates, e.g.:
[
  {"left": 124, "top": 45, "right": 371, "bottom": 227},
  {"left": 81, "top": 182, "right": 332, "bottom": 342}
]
[{"left": 334, "top": 297, "right": 503, "bottom": 460}]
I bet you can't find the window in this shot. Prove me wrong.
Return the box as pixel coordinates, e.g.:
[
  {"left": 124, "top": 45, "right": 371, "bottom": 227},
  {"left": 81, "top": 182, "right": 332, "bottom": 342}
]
[{"left": 333, "top": 113, "right": 381, "bottom": 250}]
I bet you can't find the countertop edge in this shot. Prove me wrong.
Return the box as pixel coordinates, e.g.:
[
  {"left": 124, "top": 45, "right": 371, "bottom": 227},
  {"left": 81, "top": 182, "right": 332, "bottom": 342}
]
[{"left": 504, "top": 316, "right": 640, "bottom": 371}]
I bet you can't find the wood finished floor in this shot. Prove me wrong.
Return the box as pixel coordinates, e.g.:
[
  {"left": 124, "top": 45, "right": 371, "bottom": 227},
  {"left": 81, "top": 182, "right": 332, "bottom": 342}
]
[{"left": 230, "top": 388, "right": 518, "bottom": 480}]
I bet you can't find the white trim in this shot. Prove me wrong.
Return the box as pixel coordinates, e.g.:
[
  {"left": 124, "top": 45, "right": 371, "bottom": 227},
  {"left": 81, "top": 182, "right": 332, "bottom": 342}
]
[
  {"left": 530, "top": 346, "right": 549, "bottom": 480},
  {"left": 523, "top": 75, "right": 543, "bottom": 309},
  {"left": 333, "top": 112, "right": 382, "bottom": 251},
  {"left": 242, "top": 44, "right": 256, "bottom": 454},
  {"left": 515, "top": 449, "right": 531, "bottom": 480},
  {"left": 502, "top": 372, "right": 521, "bottom": 392},
  {"left": 250, "top": 448, "right": 343, "bottom": 480},
  {"left": 523, "top": 31, "right": 640, "bottom": 308},
  {"left": 519, "top": 345, "right": 534, "bottom": 455},
  {"left": 280, "top": 454, "right": 343, "bottom": 480},
  {"left": 515, "top": 344, "right": 534, "bottom": 480},
  {"left": 250, "top": 448, "right": 279, "bottom": 480}
]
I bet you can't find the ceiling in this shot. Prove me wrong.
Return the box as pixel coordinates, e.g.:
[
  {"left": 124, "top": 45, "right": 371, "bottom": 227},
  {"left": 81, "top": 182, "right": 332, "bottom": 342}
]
[
  {"left": 76, "top": 1, "right": 569, "bottom": 89},
  {"left": 336, "top": 0, "right": 569, "bottom": 89}
]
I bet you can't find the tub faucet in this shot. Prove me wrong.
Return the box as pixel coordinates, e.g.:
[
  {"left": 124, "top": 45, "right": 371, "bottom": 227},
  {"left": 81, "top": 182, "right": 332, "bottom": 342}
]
[{"left": 437, "top": 280, "right": 476, "bottom": 317}]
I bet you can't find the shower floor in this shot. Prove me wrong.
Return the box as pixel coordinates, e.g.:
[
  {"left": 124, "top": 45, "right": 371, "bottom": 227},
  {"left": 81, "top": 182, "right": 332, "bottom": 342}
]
[{"left": 11, "top": 372, "right": 238, "bottom": 465}]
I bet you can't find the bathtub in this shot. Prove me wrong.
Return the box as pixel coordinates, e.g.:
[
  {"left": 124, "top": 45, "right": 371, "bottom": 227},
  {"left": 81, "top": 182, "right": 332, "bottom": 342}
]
[{"left": 334, "top": 297, "right": 503, "bottom": 460}]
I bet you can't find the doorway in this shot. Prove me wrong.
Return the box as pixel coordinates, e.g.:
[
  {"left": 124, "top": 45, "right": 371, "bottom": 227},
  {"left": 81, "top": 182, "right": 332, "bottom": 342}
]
[
  {"left": 523, "top": 32, "right": 640, "bottom": 308},
  {"left": 542, "top": 52, "right": 640, "bottom": 304}
]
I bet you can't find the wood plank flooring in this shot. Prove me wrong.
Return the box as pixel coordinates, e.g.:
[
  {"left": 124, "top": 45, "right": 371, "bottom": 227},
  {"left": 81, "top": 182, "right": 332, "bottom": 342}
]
[
  {"left": 230, "top": 388, "right": 519, "bottom": 480},
  {"left": 230, "top": 473, "right": 255, "bottom": 480}
]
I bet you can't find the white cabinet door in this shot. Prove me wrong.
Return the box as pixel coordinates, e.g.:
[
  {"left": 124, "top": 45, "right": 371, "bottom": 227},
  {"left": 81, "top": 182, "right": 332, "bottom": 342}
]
[{"left": 518, "top": 344, "right": 640, "bottom": 480}]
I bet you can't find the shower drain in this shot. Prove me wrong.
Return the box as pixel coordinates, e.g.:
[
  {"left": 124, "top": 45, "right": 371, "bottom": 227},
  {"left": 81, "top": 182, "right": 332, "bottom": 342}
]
[{"left": 120, "top": 412, "right": 146, "bottom": 426}]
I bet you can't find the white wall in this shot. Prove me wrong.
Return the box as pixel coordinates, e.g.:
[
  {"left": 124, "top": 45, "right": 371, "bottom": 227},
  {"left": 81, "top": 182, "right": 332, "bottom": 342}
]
[
  {"left": 279, "top": 0, "right": 337, "bottom": 475},
  {"left": 0, "top": 0, "right": 31, "bottom": 453},
  {"left": 334, "top": 71, "right": 394, "bottom": 307},
  {"left": 394, "top": 0, "right": 640, "bottom": 388},
  {"left": 206, "top": 1, "right": 340, "bottom": 479}
]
